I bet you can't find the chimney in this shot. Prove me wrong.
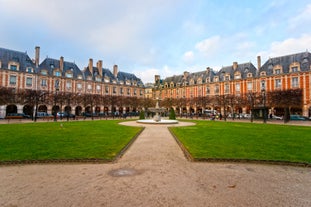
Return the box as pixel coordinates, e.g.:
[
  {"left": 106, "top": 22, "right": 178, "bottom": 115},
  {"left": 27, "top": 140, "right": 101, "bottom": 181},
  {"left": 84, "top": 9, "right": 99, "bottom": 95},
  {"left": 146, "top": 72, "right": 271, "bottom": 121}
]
[
  {"left": 60, "top": 56, "right": 64, "bottom": 72},
  {"left": 89, "top": 58, "right": 93, "bottom": 74},
  {"left": 233, "top": 62, "right": 238, "bottom": 70},
  {"left": 113, "top": 64, "right": 118, "bottom": 77},
  {"left": 257, "top": 56, "right": 261, "bottom": 69},
  {"left": 35, "top": 46, "right": 40, "bottom": 67},
  {"left": 183, "top": 71, "right": 189, "bottom": 79},
  {"left": 97, "top": 60, "right": 103, "bottom": 76},
  {"left": 206, "top": 67, "right": 210, "bottom": 73},
  {"left": 155, "top": 75, "right": 160, "bottom": 83}
]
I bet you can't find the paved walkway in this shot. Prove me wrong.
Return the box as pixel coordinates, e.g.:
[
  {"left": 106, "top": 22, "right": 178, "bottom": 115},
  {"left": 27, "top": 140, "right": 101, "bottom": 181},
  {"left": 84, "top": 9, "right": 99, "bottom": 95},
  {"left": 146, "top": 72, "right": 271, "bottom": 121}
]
[{"left": 0, "top": 121, "right": 310, "bottom": 207}]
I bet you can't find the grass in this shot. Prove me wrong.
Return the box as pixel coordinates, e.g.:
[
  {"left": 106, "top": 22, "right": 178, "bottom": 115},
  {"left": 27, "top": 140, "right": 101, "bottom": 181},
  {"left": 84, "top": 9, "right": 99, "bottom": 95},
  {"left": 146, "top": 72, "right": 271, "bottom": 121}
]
[
  {"left": 0, "top": 120, "right": 142, "bottom": 162},
  {"left": 170, "top": 120, "right": 311, "bottom": 164}
]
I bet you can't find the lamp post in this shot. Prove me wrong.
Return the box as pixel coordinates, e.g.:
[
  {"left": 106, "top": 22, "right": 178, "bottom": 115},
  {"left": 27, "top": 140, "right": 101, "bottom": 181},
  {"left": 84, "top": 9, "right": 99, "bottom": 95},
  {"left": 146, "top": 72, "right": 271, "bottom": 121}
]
[
  {"left": 54, "top": 80, "right": 59, "bottom": 122},
  {"left": 261, "top": 80, "right": 266, "bottom": 123}
]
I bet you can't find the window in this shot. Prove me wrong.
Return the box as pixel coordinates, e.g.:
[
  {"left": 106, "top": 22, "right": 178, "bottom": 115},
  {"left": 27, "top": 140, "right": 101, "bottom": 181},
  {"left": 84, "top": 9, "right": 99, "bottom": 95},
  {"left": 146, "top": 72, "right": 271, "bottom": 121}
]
[
  {"left": 291, "top": 67, "right": 298, "bottom": 72},
  {"left": 50, "top": 64, "right": 54, "bottom": 69},
  {"left": 134, "top": 89, "right": 137, "bottom": 95},
  {"left": 225, "top": 75, "right": 230, "bottom": 81},
  {"left": 77, "top": 83, "right": 82, "bottom": 89},
  {"left": 236, "top": 83, "right": 240, "bottom": 92},
  {"left": 291, "top": 77, "right": 299, "bottom": 88},
  {"left": 214, "top": 85, "right": 219, "bottom": 94},
  {"left": 247, "top": 82, "right": 252, "bottom": 91},
  {"left": 87, "top": 84, "right": 92, "bottom": 90},
  {"left": 66, "top": 73, "right": 73, "bottom": 78},
  {"left": 105, "top": 86, "right": 109, "bottom": 93},
  {"left": 54, "top": 71, "right": 61, "bottom": 77},
  {"left": 140, "top": 89, "right": 143, "bottom": 95},
  {"left": 113, "top": 87, "right": 116, "bottom": 94},
  {"left": 10, "top": 65, "right": 17, "bottom": 71},
  {"left": 235, "top": 74, "right": 241, "bottom": 79},
  {"left": 260, "top": 71, "right": 266, "bottom": 76},
  {"left": 41, "top": 79, "right": 47, "bottom": 86},
  {"left": 95, "top": 76, "right": 101, "bottom": 82},
  {"left": 206, "top": 86, "right": 210, "bottom": 94},
  {"left": 26, "top": 67, "right": 33, "bottom": 73},
  {"left": 26, "top": 77, "right": 32, "bottom": 86},
  {"left": 261, "top": 80, "right": 266, "bottom": 90},
  {"left": 96, "top": 85, "right": 101, "bottom": 91},
  {"left": 225, "top": 84, "right": 230, "bottom": 94},
  {"left": 10, "top": 75, "right": 16, "bottom": 85},
  {"left": 275, "top": 79, "right": 282, "bottom": 89},
  {"left": 41, "top": 70, "right": 47, "bottom": 75},
  {"left": 66, "top": 81, "right": 71, "bottom": 89},
  {"left": 77, "top": 75, "right": 82, "bottom": 80},
  {"left": 275, "top": 69, "right": 281, "bottom": 74},
  {"left": 120, "top": 88, "right": 123, "bottom": 94},
  {"left": 127, "top": 88, "right": 131, "bottom": 95}
]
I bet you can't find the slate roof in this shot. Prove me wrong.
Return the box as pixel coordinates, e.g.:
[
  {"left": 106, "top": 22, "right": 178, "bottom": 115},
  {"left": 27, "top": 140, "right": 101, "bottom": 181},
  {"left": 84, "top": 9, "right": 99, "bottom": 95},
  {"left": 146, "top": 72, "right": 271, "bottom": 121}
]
[
  {"left": 259, "top": 51, "right": 311, "bottom": 75},
  {"left": 0, "top": 47, "right": 36, "bottom": 72},
  {"left": 39, "top": 58, "right": 83, "bottom": 78},
  {"left": 218, "top": 62, "right": 257, "bottom": 81}
]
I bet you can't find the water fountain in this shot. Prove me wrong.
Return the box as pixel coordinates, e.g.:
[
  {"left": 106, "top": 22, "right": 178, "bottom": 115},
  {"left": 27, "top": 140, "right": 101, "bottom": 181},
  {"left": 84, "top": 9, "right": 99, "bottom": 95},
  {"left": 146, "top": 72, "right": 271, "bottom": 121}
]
[{"left": 136, "top": 97, "right": 178, "bottom": 124}]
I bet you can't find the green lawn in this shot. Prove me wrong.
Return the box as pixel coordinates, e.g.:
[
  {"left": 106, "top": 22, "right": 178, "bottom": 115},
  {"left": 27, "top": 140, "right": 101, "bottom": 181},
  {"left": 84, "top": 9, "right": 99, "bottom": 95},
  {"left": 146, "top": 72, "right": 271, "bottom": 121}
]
[
  {"left": 0, "top": 120, "right": 142, "bottom": 162},
  {"left": 170, "top": 120, "right": 311, "bottom": 164}
]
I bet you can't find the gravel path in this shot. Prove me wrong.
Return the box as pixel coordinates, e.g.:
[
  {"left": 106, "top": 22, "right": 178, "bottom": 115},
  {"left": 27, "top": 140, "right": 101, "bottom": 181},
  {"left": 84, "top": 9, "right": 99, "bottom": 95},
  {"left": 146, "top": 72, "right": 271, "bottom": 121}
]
[{"left": 0, "top": 121, "right": 310, "bottom": 207}]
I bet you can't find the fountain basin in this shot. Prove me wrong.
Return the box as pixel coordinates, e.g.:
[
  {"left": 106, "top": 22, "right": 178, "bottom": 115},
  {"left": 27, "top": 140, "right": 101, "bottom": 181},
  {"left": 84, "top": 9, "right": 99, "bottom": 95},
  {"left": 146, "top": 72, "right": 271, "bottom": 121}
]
[{"left": 136, "top": 119, "right": 179, "bottom": 124}]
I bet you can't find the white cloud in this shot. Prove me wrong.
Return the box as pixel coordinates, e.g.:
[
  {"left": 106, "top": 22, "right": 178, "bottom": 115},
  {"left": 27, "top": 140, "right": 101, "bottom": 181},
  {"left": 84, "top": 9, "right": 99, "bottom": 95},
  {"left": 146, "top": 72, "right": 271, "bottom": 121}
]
[
  {"left": 133, "top": 68, "right": 159, "bottom": 84},
  {"left": 258, "top": 34, "right": 311, "bottom": 60},
  {"left": 182, "top": 51, "right": 194, "bottom": 63},
  {"left": 288, "top": 4, "right": 311, "bottom": 31},
  {"left": 195, "top": 36, "right": 222, "bottom": 57}
]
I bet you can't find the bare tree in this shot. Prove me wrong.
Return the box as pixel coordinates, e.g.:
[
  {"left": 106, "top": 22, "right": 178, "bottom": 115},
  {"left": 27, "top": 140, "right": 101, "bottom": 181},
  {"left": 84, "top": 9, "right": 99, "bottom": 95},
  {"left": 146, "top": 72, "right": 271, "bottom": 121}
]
[{"left": 267, "top": 88, "right": 303, "bottom": 123}]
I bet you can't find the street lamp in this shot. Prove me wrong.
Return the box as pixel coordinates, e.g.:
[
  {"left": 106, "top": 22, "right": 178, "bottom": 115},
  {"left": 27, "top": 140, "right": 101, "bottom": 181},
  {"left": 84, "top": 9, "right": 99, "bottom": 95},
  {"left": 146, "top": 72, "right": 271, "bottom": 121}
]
[
  {"left": 261, "top": 80, "right": 266, "bottom": 123},
  {"left": 54, "top": 80, "right": 59, "bottom": 122}
]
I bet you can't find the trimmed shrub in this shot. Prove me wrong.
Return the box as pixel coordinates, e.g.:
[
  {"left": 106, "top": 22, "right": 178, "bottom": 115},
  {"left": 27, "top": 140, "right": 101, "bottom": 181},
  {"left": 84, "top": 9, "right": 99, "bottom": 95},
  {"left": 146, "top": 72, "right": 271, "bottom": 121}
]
[
  {"left": 169, "top": 108, "right": 176, "bottom": 120},
  {"left": 139, "top": 111, "right": 145, "bottom": 119}
]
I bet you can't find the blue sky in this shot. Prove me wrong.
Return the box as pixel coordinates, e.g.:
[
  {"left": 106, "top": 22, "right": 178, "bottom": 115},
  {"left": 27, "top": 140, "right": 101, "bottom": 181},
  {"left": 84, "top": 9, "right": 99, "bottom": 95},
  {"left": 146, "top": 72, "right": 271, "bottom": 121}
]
[{"left": 1, "top": 0, "right": 311, "bottom": 83}]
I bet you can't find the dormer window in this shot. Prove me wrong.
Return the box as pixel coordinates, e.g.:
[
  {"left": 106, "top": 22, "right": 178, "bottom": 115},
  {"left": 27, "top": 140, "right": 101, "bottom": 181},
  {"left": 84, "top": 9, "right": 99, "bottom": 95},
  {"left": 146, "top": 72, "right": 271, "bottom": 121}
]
[
  {"left": 247, "top": 73, "right": 253, "bottom": 78},
  {"left": 291, "top": 66, "right": 298, "bottom": 72},
  {"left": 104, "top": 76, "right": 110, "bottom": 83},
  {"left": 50, "top": 64, "right": 54, "bottom": 69},
  {"left": 54, "top": 71, "right": 61, "bottom": 77},
  {"left": 225, "top": 75, "right": 230, "bottom": 81},
  {"left": 41, "top": 70, "right": 48, "bottom": 75},
  {"left": 274, "top": 69, "right": 281, "bottom": 74},
  {"left": 234, "top": 73, "right": 241, "bottom": 79},
  {"left": 10, "top": 65, "right": 17, "bottom": 71},
  {"left": 77, "top": 75, "right": 82, "bottom": 80},
  {"left": 87, "top": 76, "right": 92, "bottom": 81},
  {"left": 26, "top": 67, "right": 33, "bottom": 73},
  {"left": 95, "top": 76, "right": 101, "bottom": 82},
  {"left": 66, "top": 72, "right": 73, "bottom": 78},
  {"left": 214, "top": 77, "right": 218, "bottom": 82},
  {"left": 260, "top": 71, "right": 266, "bottom": 76}
]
